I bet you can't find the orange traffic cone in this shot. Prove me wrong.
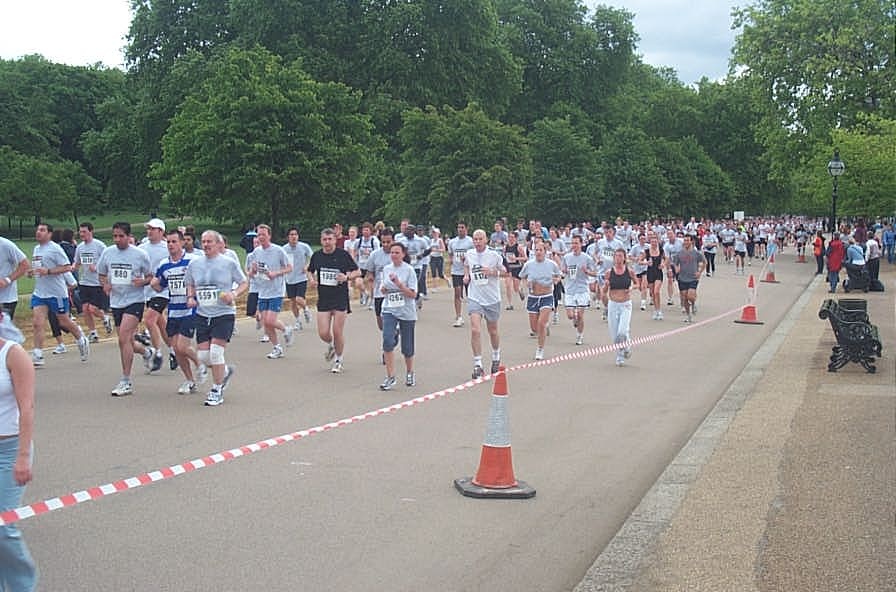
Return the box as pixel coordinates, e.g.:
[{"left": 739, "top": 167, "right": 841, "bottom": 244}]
[
  {"left": 455, "top": 367, "right": 535, "bottom": 499},
  {"left": 735, "top": 274, "right": 764, "bottom": 325},
  {"left": 761, "top": 252, "right": 780, "bottom": 283}
]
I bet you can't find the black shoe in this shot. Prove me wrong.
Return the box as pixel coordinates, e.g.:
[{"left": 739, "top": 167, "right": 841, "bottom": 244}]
[
  {"left": 134, "top": 331, "right": 151, "bottom": 347},
  {"left": 150, "top": 353, "right": 163, "bottom": 373},
  {"left": 169, "top": 352, "right": 179, "bottom": 371},
  {"left": 471, "top": 365, "right": 484, "bottom": 379},
  {"left": 490, "top": 360, "right": 501, "bottom": 374}
]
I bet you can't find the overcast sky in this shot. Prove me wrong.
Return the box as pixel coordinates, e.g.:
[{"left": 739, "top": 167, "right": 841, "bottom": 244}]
[{"left": 0, "top": 0, "right": 739, "bottom": 84}]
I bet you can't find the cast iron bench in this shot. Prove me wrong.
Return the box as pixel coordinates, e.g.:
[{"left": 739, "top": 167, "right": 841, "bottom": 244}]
[{"left": 818, "top": 298, "right": 881, "bottom": 373}]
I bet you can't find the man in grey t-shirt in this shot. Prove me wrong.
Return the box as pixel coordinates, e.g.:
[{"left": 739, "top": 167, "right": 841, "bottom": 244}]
[
  {"left": 97, "top": 222, "right": 154, "bottom": 396},
  {"left": 672, "top": 235, "right": 706, "bottom": 324},
  {"left": 185, "top": 230, "right": 248, "bottom": 406}
]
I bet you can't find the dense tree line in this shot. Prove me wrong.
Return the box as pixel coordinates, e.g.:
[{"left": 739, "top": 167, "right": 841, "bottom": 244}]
[{"left": 1, "top": 0, "right": 893, "bottom": 234}]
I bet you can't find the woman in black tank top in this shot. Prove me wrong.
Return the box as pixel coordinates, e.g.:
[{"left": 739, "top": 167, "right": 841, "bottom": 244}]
[
  {"left": 605, "top": 247, "right": 638, "bottom": 366},
  {"left": 642, "top": 235, "right": 665, "bottom": 320}
]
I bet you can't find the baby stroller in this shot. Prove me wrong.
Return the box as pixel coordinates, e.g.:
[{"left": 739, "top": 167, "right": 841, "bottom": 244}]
[{"left": 842, "top": 262, "right": 870, "bottom": 292}]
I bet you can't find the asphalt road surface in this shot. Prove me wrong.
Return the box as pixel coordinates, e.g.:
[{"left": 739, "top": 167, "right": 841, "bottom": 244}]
[{"left": 21, "top": 255, "right": 812, "bottom": 591}]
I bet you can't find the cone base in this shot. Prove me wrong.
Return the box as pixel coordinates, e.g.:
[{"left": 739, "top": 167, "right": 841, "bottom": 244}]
[
  {"left": 760, "top": 278, "right": 780, "bottom": 283},
  {"left": 454, "top": 477, "right": 536, "bottom": 499},
  {"left": 734, "top": 318, "right": 765, "bottom": 325}
]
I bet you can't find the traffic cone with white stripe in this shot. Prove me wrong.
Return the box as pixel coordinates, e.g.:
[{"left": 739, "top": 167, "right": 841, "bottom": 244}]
[
  {"left": 455, "top": 367, "right": 535, "bottom": 499},
  {"left": 761, "top": 252, "right": 780, "bottom": 283},
  {"left": 734, "top": 274, "right": 764, "bottom": 325}
]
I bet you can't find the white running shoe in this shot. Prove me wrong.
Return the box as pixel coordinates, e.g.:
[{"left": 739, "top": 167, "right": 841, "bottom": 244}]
[
  {"left": 103, "top": 314, "right": 113, "bottom": 335},
  {"left": 330, "top": 360, "right": 343, "bottom": 374},
  {"left": 204, "top": 387, "right": 223, "bottom": 406},
  {"left": 379, "top": 376, "right": 396, "bottom": 391},
  {"left": 77, "top": 335, "right": 90, "bottom": 361},
  {"left": 111, "top": 380, "right": 133, "bottom": 396},
  {"left": 452, "top": 316, "right": 464, "bottom": 327},
  {"left": 657, "top": 311, "right": 664, "bottom": 320},
  {"left": 266, "top": 345, "right": 284, "bottom": 359},
  {"left": 284, "top": 326, "right": 294, "bottom": 347},
  {"left": 304, "top": 308, "right": 312, "bottom": 324},
  {"left": 534, "top": 348, "right": 544, "bottom": 361},
  {"left": 52, "top": 344, "right": 67, "bottom": 354},
  {"left": 640, "top": 299, "right": 647, "bottom": 311},
  {"left": 177, "top": 381, "right": 196, "bottom": 395},
  {"left": 88, "top": 331, "right": 99, "bottom": 343},
  {"left": 293, "top": 320, "right": 303, "bottom": 331},
  {"left": 143, "top": 347, "right": 156, "bottom": 373},
  {"left": 575, "top": 335, "right": 584, "bottom": 346},
  {"left": 32, "top": 350, "right": 45, "bottom": 367}
]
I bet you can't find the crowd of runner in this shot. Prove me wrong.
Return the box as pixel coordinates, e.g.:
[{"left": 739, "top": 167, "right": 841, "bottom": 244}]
[{"left": 0, "top": 215, "right": 891, "bottom": 404}]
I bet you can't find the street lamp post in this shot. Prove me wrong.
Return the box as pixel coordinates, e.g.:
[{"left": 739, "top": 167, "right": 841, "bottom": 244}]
[{"left": 827, "top": 149, "right": 845, "bottom": 237}]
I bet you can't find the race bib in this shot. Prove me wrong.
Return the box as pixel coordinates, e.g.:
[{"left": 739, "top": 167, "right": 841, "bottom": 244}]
[
  {"left": 256, "top": 261, "right": 270, "bottom": 280},
  {"left": 506, "top": 252, "right": 517, "bottom": 264},
  {"left": 285, "top": 254, "right": 294, "bottom": 268},
  {"left": 196, "top": 285, "right": 220, "bottom": 304},
  {"left": 384, "top": 291, "right": 404, "bottom": 308},
  {"left": 567, "top": 264, "right": 577, "bottom": 278},
  {"left": 80, "top": 253, "right": 95, "bottom": 265},
  {"left": 320, "top": 268, "right": 339, "bottom": 286},
  {"left": 31, "top": 257, "right": 42, "bottom": 271},
  {"left": 410, "top": 253, "right": 418, "bottom": 265},
  {"left": 168, "top": 275, "right": 187, "bottom": 297},
  {"left": 110, "top": 263, "right": 133, "bottom": 285},
  {"left": 471, "top": 264, "right": 488, "bottom": 286},
  {"left": 453, "top": 250, "right": 466, "bottom": 264}
]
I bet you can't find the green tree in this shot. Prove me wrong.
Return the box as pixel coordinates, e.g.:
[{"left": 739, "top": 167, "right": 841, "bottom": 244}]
[
  {"left": 150, "top": 46, "right": 381, "bottom": 234},
  {"left": 391, "top": 103, "right": 531, "bottom": 229},
  {"left": 528, "top": 116, "right": 600, "bottom": 223},
  {"left": 598, "top": 126, "right": 669, "bottom": 218},
  {"left": 732, "top": 0, "right": 896, "bottom": 181}
]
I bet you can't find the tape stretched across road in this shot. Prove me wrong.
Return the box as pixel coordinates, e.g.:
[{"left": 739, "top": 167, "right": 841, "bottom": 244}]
[{"left": 2, "top": 287, "right": 761, "bottom": 525}]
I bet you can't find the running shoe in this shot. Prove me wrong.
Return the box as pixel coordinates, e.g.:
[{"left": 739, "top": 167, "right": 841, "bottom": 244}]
[
  {"left": 135, "top": 330, "right": 151, "bottom": 347},
  {"left": 103, "top": 314, "right": 113, "bottom": 335},
  {"left": 259, "top": 334, "right": 270, "bottom": 343},
  {"left": 330, "top": 360, "right": 343, "bottom": 374},
  {"left": 169, "top": 352, "right": 178, "bottom": 371},
  {"left": 615, "top": 358, "right": 625, "bottom": 367},
  {"left": 204, "top": 387, "right": 223, "bottom": 406},
  {"left": 88, "top": 331, "right": 99, "bottom": 343},
  {"left": 683, "top": 315, "right": 692, "bottom": 324},
  {"left": 197, "top": 364, "right": 209, "bottom": 385},
  {"left": 304, "top": 308, "right": 312, "bottom": 324},
  {"left": 601, "top": 311, "right": 607, "bottom": 321},
  {"left": 452, "top": 316, "right": 464, "bottom": 327},
  {"left": 177, "top": 381, "right": 196, "bottom": 395},
  {"left": 379, "top": 376, "right": 396, "bottom": 391},
  {"left": 640, "top": 300, "right": 647, "bottom": 311},
  {"left": 490, "top": 360, "right": 501, "bottom": 374},
  {"left": 77, "top": 335, "right": 90, "bottom": 361},
  {"left": 266, "top": 345, "right": 284, "bottom": 359},
  {"left": 471, "top": 365, "right": 484, "bottom": 379},
  {"left": 111, "top": 380, "right": 133, "bottom": 396},
  {"left": 32, "top": 350, "right": 45, "bottom": 367},
  {"left": 143, "top": 347, "right": 156, "bottom": 373},
  {"left": 505, "top": 304, "right": 514, "bottom": 311},
  {"left": 534, "top": 348, "right": 544, "bottom": 361},
  {"left": 53, "top": 344, "right": 67, "bottom": 355},
  {"left": 284, "top": 326, "right": 294, "bottom": 347},
  {"left": 657, "top": 311, "right": 664, "bottom": 320},
  {"left": 666, "top": 298, "right": 674, "bottom": 306},
  {"left": 221, "top": 365, "right": 235, "bottom": 391},
  {"left": 405, "top": 372, "right": 416, "bottom": 387},
  {"left": 324, "top": 343, "right": 336, "bottom": 361},
  {"left": 293, "top": 320, "right": 303, "bottom": 331},
  {"left": 575, "top": 335, "right": 584, "bottom": 346},
  {"left": 151, "top": 351, "right": 163, "bottom": 372}
]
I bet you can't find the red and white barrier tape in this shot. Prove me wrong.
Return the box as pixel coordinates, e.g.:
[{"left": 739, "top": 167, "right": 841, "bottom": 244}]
[{"left": 2, "top": 302, "right": 753, "bottom": 526}]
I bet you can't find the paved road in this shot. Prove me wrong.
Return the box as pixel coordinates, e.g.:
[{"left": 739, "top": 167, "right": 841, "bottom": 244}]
[{"left": 22, "top": 257, "right": 812, "bottom": 591}]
